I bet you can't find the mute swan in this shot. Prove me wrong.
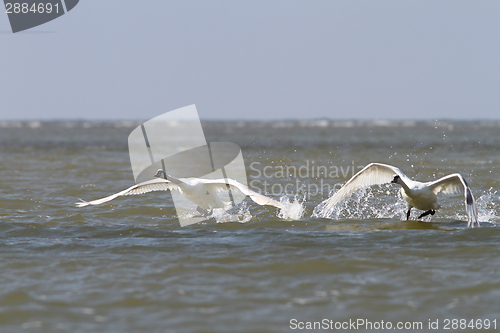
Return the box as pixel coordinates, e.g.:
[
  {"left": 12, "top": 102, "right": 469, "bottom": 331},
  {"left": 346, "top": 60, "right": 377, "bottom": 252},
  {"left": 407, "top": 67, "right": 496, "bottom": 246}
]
[
  {"left": 319, "top": 163, "right": 479, "bottom": 227},
  {"left": 76, "top": 169, "right": 283, "bottom": 214}
]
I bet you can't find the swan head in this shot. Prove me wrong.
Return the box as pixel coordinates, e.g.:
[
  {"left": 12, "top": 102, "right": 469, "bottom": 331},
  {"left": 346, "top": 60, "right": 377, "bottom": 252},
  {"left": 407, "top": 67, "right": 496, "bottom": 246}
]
[
  {"left": 154, "top": 169, "right": 165, "bottom": 178},
  {"left": 391, "top": 175, "right": 400, "bottom": 184}
]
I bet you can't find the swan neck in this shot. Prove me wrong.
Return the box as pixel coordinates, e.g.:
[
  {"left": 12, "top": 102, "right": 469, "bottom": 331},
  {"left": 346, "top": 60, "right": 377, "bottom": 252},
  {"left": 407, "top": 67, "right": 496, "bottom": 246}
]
[
  {"left": 398, "top": 178, "right": 411, "bottom": 193},
  {"left": 166, "top": 175, "right": 185, "bottom": 186}
]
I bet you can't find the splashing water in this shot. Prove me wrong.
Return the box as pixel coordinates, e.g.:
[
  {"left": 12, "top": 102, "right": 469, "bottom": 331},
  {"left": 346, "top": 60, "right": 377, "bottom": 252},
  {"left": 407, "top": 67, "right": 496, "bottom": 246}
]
[
  {"left": 472, "top": 188, "right": 499, "bottom": 224},
  {"left": 314, "top": 184, "right": 499, "bottom": 226},
  {"left": 213, "top": 204, "right": 253, "bottom": 223},
  {"left": 176, "top": 201, "right": 253, "bottom": 224},
  {"left": 312, "top": 185, "right": 406, "bottom": 220},
  {"left": 277, "top": 195, "right": 305, "bottom": 220}
]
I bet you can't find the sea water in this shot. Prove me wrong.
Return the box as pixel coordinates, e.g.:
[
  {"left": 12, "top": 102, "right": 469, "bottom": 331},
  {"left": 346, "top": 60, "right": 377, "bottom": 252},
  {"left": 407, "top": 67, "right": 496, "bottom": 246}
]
[{"left": 0, "top": 120, "right": 499, "bottom": 332}]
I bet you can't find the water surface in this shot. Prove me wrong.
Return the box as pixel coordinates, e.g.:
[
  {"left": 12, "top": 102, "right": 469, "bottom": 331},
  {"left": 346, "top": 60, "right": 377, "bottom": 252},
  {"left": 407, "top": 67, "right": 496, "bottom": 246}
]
[{"left": 0, "top": 120, "right": 499, "bottom": 332}]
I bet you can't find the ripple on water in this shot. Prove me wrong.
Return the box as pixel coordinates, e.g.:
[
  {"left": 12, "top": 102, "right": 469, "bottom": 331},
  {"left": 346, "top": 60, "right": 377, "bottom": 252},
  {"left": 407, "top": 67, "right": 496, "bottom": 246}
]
[{"left": 1, "top": 121, "right": 500, "bottom": 331}]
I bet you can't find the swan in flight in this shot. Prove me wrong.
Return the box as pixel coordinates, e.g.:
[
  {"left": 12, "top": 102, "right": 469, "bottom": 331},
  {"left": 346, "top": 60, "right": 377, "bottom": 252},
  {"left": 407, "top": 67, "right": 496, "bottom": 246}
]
[
  {"left": 320, "top": 163, "right": 479, "bottom": 227},
  {"left": 76, "top": 169, "right": 283, "bottom": 215}
]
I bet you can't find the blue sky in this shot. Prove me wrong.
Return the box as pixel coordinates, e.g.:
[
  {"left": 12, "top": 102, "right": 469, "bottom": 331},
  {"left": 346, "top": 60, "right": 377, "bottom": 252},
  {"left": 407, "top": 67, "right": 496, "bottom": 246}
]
[{"left": 1, "top": 1, "right": 499, "bottom": 121}]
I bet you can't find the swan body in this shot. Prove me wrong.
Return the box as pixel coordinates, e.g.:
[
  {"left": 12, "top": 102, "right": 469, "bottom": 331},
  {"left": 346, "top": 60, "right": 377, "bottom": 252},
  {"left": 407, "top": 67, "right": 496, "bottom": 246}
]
[
  {"left": 76, "top": 169, "right": 283, "bottom": 213},
  {"left": 321, "top": 163, "right": 479, "bottom": 227}
]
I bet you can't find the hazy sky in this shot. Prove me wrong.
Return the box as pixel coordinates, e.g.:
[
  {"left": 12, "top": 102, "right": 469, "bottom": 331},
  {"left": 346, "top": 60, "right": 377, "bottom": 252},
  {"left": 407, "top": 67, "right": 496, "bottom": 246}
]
[{"left": 1, "top": 1, "right": 499, "bottom": 121}]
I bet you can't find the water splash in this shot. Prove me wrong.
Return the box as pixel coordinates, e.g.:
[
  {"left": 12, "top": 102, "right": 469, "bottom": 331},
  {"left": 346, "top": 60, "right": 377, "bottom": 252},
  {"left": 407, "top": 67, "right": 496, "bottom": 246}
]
[
  {"left": 474, "top": 188, "right": 499, "bottom": 224},
  {"left": 312, "top": 185, "right": 405, "bottom": 220},
  {"left": 277, "top": 195, "right": 305, "bottom": 220},
  {"left": 314, "top": 185, "right": 499, "bottom": 226},
  {"left": 213, "top": 204, "right": 253, "bottom": 223},
  {"left": 177, "top": 202, "right": 253, "bottom": 224}
]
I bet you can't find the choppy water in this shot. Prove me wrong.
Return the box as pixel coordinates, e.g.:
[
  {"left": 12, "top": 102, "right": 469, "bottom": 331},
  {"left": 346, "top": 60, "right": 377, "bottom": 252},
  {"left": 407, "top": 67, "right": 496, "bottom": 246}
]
[{"left": 1, "top": 120, "right": 499, "bottom": 332}]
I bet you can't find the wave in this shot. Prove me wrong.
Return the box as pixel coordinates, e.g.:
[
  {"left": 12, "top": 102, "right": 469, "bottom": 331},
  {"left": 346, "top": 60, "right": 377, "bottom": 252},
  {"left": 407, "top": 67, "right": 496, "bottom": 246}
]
[{"left": 2, "top": 119, "right": 500, "bottom": 129}]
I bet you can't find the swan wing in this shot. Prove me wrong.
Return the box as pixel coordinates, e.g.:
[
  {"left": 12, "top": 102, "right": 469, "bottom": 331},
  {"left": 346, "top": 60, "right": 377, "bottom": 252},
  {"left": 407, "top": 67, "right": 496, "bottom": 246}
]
[
  {"left": 322, "top": 163, "right": 405, "bottom": 210},
  {"left": 428, "top": 174, "right": 479, "bottom": 227},
  {"left": 76, "top": 178, "right": 177, "bottom": 207},
  {"left": 200, "top": 178, "right": 284, "bottom": 209}
]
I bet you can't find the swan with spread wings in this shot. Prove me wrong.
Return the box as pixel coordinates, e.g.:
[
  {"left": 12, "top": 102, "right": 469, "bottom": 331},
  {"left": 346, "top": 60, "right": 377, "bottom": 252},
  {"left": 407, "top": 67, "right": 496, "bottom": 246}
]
[
  {"left": 318, "top": 163, "right": 479, "bottom": 227},
  {"left": 76, "top": 169, "right": 283, "bottom": 215}
]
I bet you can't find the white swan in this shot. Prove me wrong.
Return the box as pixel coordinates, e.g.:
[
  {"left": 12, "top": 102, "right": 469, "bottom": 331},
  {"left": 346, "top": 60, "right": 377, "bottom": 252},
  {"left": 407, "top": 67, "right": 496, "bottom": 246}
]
[
  {"left": 76, "top": 169, "right": 283, "bottom": 214},
  {"left": 319, "top": 163, "right": 479, "bottom": 227}
]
